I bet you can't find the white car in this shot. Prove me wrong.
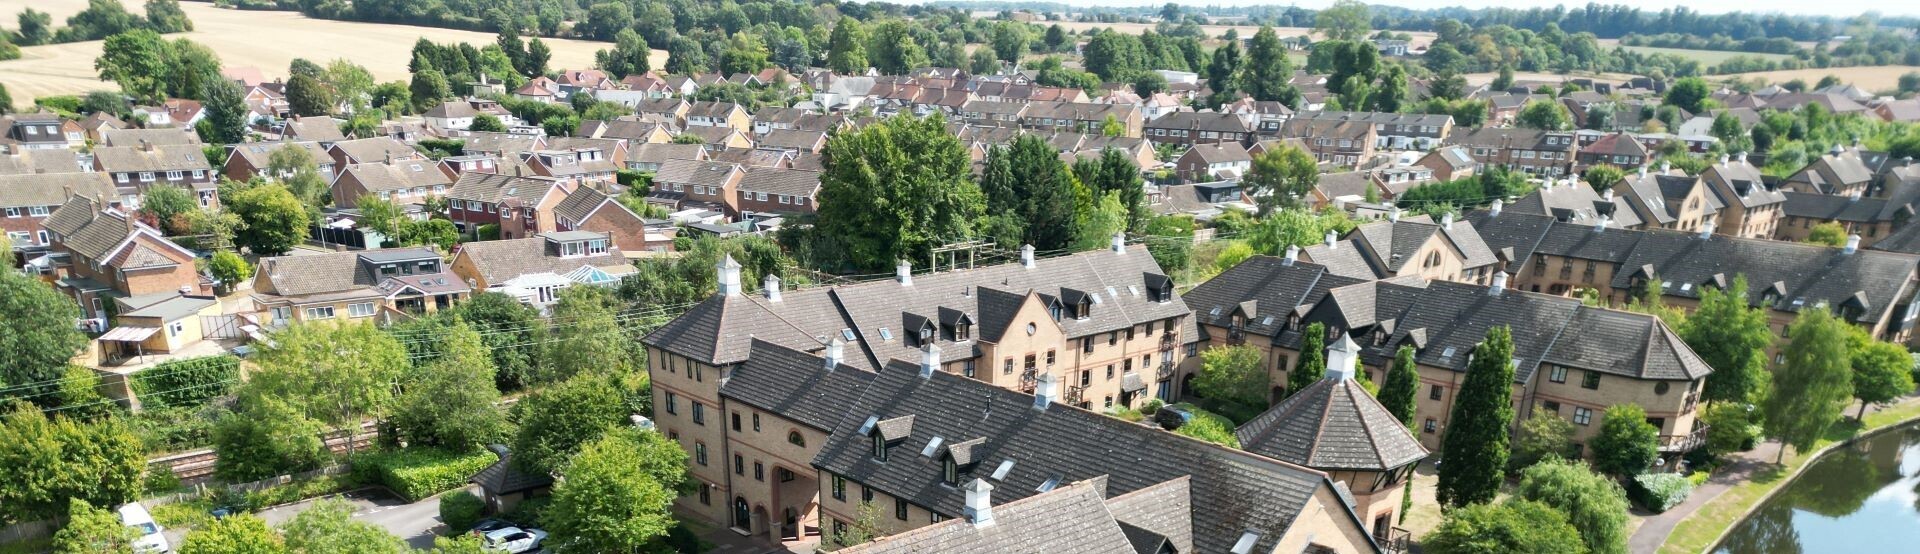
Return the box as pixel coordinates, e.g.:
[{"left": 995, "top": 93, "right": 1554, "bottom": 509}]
[
  {"left": 117, "top": 503, "right": 170, "bottom": 553},
  {"left": 482, "top": 526, "right": 548, "bottom": 553}
]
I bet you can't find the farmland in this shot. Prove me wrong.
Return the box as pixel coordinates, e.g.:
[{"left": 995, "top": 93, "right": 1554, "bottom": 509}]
[
  {"left": 1613, "top": 45, "right": 1795, "bottom": 65},
  {"left": 1716, "top": 65, "right": 1920, "bottom": 92},
  {"left": 0, "top": 0, "right": 661, "bottom": 109},
  {"left": 1037, "top": 19, "right": 1438, "bottom": 50}
]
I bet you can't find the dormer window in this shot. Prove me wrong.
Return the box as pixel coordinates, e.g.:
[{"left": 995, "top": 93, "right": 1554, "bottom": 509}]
[
  {"left": 871, "top": 433, "right": 888, "bottom": 461},
  {"left": 918, "top": 327, "right": 932, "bottom": 343},
  {"left": 942, "top": 458, "right": 958, "bottom": 485},
  {"left": 1075, "top": 299, "right": 1090, "bottom": 319},
  {"left": 954, "top": 322, "right": 971, "bottom": 341}
]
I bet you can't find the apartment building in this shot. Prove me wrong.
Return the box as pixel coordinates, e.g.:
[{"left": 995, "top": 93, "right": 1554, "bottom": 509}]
[
  {"left": 1300, "top": 213, "right": 1500, "bottom": 285},
  {"left": 1700, "top": 153, "right": 1785, "bottom": 239},
  {"left": 1610, "top": 163, "right": 1723, "bottom": 233}
]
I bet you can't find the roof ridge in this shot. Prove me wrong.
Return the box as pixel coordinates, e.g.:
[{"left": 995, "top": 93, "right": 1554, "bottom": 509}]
[
  {"left": 1308, "top": 379, "right": 1337, "bottom": 466},
  {"left": 1350, "top": 381, "right": 1393, "bottom": 471}
]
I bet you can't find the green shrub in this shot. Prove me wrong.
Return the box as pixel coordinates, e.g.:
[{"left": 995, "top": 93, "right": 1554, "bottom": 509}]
[
  {"left": 1686, "top": 470, "right": 1711, "bottom": 487},
  {"left": 34, "top": 95, "right": 83, "bottom": 114},
  {"left": 1106, "top": 407, "right": 1145, "bottom": 422},
  {"left": 500, "top": 496, "right": 550, "bottom": 528},
  {"left": 129, "top": 405, "right": 230, "bottom": 454},
  {"left": 1141, "top": 398, "right": 1164, "bottom": 415},
  {"left": 150, "top": 498, "right": 216, "bottom": 529},
  {"left": 476, "top": 224, "right": 500, "bottom": 241},
  {"left": 143, "top": 469, "right": 183, "bottom": 495},
  {"left": 130, "top": 355, "right": 241, "bottom": 409},
  {"left": 1170, "top": 404, "right": 1240, "bottom": 448},
  {"left": 241, "top": 474, "right": 353, "bottom": 511},
  {"left": 439, "top": 491, "right": 487, "bottom": 532},
  {"left": 351, "top": 448, "right": 498, "bottom": 501},
  {"left": 1629, "top": 473, "right": 1694, "bottom": 513}
]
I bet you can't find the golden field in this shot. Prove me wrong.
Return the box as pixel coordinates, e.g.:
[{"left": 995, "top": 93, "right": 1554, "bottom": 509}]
[
  {"left": 1714, "top": 65, "right": 1920, "bottom": 92},
  {"left": 0, "top": 0, "right": 664, "bottom": 109}
]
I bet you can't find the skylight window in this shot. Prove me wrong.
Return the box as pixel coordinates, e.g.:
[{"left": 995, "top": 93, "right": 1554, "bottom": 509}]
[
  {"left": 1440, "top": 347, "right": 1457, "bottom": 358},
  {"left": 921, "top": 436, "right": 944, "bottom": 457},
  {"left": 841, "top": 329, "right": 856, "bottom": 341},
  {"left": 1036, "top": 476, "right": 1061, "bottom": 492},
  {"left": 1209, "top": 307, "right": 1221, "bottom": 317},
  {"left": 1260, "top": 316, "right": 1274, "bottom": 326},
  {"left": 1680, "top": 283, "right": 1693, "bottom": 291},
  {"left": 857, "top": 415, "right": 879, "bottom": 436},
  {"left": 878, "top": 327, "right": 893, "bottom": 341},
  {"left": 990, "top": 460, "right": 1015, "bottom": 481},
  {"left": 1127, "top": 285, "right": 1139, "bottom": 296}
]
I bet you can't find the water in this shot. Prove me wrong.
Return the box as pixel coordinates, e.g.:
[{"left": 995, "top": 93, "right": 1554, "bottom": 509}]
[{"left": 1715, "top": 424, "right": 1920, "bottom": 554}]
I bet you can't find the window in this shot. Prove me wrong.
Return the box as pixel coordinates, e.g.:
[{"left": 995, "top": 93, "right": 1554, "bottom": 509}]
[
  {"left": 1046, "top": 349, "right": 1056, "bottom": 366},
  {"left": 752, "top": 413, "right": 761, "bottom": 432},
  {"left": 871, "top": 433, "right": 888, "bottom": 461},
  {"left": 942, "top": 458, "right": 958, "bottom": 485},
  {"left": 116, "top": 173, "right": 128, "bottom": 183},
  {"left": 692, "top": 403, "right": 705, "bottom": 425},
  {"left": 1106, "top": 365, "right": 1115, "bottom": 380},
  {"left": 832, "top": 520, "right": 846, "bottom": 538},
  {"left": 665, "top": 391, "right": 677, "bottom": 414},
  {"left": 1, "top": 208, "right": 15, "bottom": 217},
  {"left": 168, "top": 321, "right": 184, "bottom": 337},
  {"left": 734, "top": 454, "right": 744, "bottom": 475},
  {"left": 831, "top": 475, "right": 846, "bottom": 500},
  {"left": 348, "top": 302, "right": 375, "bottom": 318},
  {"left": 1541, "top": 400, "right": 1560, "bottom": 414},
  {"left": 894, "top": 499, "right": 908, "bottom": 520},
  {"left": 1549, "top": 366, "right": 1567, "bottom": 383},
  {"left": 304, "top": 306, "right": 336, "bottom": 319},
  {"left": 732, "top": 412, "right": 741, "bottom": 432},
  {"left": 1582, "top": 371, "right": 1601, "bottom": 390},
  {"left": 1429, "top": 384, "right": 1442, "bottom": 400},
  {"left": 753, "top": 462, "right": 764, "bottom": 481},
  {"left": 963, "top": 359, "right": 975, "bottom": 378},
  {"left": 166, "top": 170, "right": 182, "bottom": 180},
  {"left": 862, "top": 486, "right": 874, "bottom": 503},
  {"left": 788, "top": 431, "right": 805, "bottom": 447},
  {"left": 1423, "top": 418, "right": 1437, "bottom": 433},
  {"left": 140, "top": 172, "right": 155, "bottom": 182},
  {"left": 1573, "top": 407, "right": 1594, "bottom": 425},
  {"left": 1003, "top": 358, "right": 1014, "bottom": 375},
  {"left": 1104, "top": 395, "right": 1113, "bottom": 408},
  {"left": 695, "top": 442, "right": 708, "bottom": 465},
  {"left": 698, "top": 483, "right": 710, "bottom": 505}
]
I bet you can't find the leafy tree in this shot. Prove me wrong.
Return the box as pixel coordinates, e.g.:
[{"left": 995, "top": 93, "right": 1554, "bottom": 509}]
[
  {"left": 280, "top": 498, "right": 408, "bottom": 554},
  {"left": 213, "top": 397, "right": 327, "bottom": 481},
  {"left": 969, "top": 47, "right": 999, "bottom": 75},
  {"left": 1142, "top": 215, "right": 1194, "bottom": 273},
  {"left": 0, "top": 404, "right": 145, "bottom": 522},
  {"left": 180, "top": 514, "right": 286, "bottom": 554},
  {"left": 1847, "top": 329, "right": 1914, "bottom": 419},
  {"left": 1762, "top": 308, "right": 1855, "bottom": 462},
  {"left": 1191, "top": 345, "right": 1268, "bottom": 423},
  {"left": 1437, "top": 325, "right": 1515, "bottom": 508},
  {"left": 1515, "top": 459, "right": 1630, "bottom": 554},
  {"left": 1243, "top": 27, "right": 1299, "bottom": 105},
  {"left": 991, "top": 21, "right": 1030, "bottom": 63},
  {"left": 1373, "top": 64, "right": 1410, "bottom": 112},
  {"left": 1664, "top": 77, "right": 1712, "bottom": 114},
  {"left": 468, "top": 113, "right": 505, "bottom": 133},
  {"left": 1244, "top": 145, "right": 1319, "bottom": 214},
  {"left": 1512, "top": 411, "right": 1576, "bottom": 470},
  {"left": 200, "top": 78, "right": 249, "bottom": 144},
  {"left": 286, "top": 73, "right": 332, "bottom": 117},
  {"left": 580, "top": 2, "right": 633, "bottom": 41},
  {"left": 1380, "top": 345, "right": 1420, "bottom": 427},
  {"left": 827, "top": 18, "right": 869, "bottom": 74},
  {"left": 1314, "top": 0, "right": 1373, "bottom": 42},
  {"left": 17, "top": 8, "right": 53, "bottom": 46},
  {"left": 543, "top": 286, "right": 632, "bottom": 382},
  {"left": 1424, "top": 500, "right": 1584, "bottom": 554},
  {"left": 813, "top": 114, "right": 982, "bottom": 272},
  {"left": 665, "top": 35, "right": 708, "bottom": 75},
  {"left": 56, "top": 365, "right": 114, "bottom": 420},
  {"left": 0, "top": 270, "right": 86, "bottom": 401},
  {"left": 830, "top": 502, "right": 884, "bottom": 548},
  {"left": 1592, "top": 404, "right": 1660, "bottom": 477},
  {"left": 247, "top": 322, "right": 407, "bottom": 457},
  {"left": 1070, "top": 187, "right": 1129, "bottom": 252},
  {"left": 95, "top": 29, "right": 170, "bottom": 103},
  {"left": 393, "top": 323, "right": 509, "bottom": 452},
  {"left": 718, "top": 31, "right": 770, "bottom": 75},
  {"left": 1245, "top": 208, "right": 1356, "bottom": 255},
  {"left": 445, "top": 292, "right": 546, "bottom": 391},
  {"left": 1133, "top": 72, "right": 1169, "bottom": 97},
  {"left": 511, "top": 373, "right": 631, "bottom": 475},
  {"left": 227, "top": 184, "right": 309, "bottom": 256},
  {"left": 546, "top": 428, "right": 688, "bottom": 552},
  {"left": 866, "top": 20, "right": 927, "bottom": 75},
  {"left": 1289, "top": 322, "right": 1328, "bottom": 397},
  {"left": 408, "top": 69, "right": 453, "bottom": 113},
  {"left": 1581, "top": 164, "right": 1625, "bottom": 193},
  {"left": 1206, "top": 38, "right": 1242, "bottom": 103},
  {"left": 980, "top": 136, "right": 1077, "bottom": 251},
  {"left": 52, "top": 498, "right": 136, "bottom": 554},
  {"left": 1806, "top": 222, "right": 1848, "bottom": 247},
  {"left": 142, "top": 184, "right": 198, "bottom": 235},
  {"left": 1517, "top": 100, "right": 1573, "bottom": 130},
  {"left": 1681, "top": 276, "right": 1773, "bottom": 404},
  {"left": 595, "top": 29, "right": 652, "bottom": 79},
  {"left": 525, "top": 38, "right": 552, "bottom": 77}
]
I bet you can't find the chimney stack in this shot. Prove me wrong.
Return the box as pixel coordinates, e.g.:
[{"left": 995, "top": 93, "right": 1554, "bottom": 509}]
[
  {"left": 920, "top": 344, "right": 941, "bottom": 378},
  {"left": 963, "top": 479, "right": 995, "bottom": 526},
  {"left": 1283, "top": 245, "right": 1299, "bottom": 266},
  {"left": 1324, "top": 332, "right": 1360, "bottom": 381},
  {"left": 1324, "top": 230, "right": 1338, "bottom": 249},
  {"left": 823, "top": 337, "right": 844, "bottom": 369},
  {"left": 1594, "top": 214, "right": 1610, "bottom": 232},
  {"left": 1844, "top": 234, "right": 1861, "bottom": 254},
  {"left": 1110, "top": 232, "right": 1126, "bottom": 254},
  {"left": 1441, "top": 212, "right": 1455, "bottom": 230},
  {"left": 1020, "top": 244, "right": 1035, "bottom": 269},
  {"left": 1661, "top": 160, "right": 1672, "bottom": 173},
  {"left": 1490, "top": 271, "right": 1509, "bottom": 296},
  {"left": 1603, "top": 189, "right": 1615, "bottom": 202},
  {"left": 715, "top": 254, "right": 742, "bottom": 297},
  {"left": 1737, "top": 151, "right": 1748, "bottom": 163},
  {"left": 1491, "top": 199, "right": 1504, "bottom": 216},
  {"left": 1033, "top": 372, "right": 1057, "bottom": 411},
  {"left": 763, "top": 274, "right": 781, "bottom": 302},
  {"left": 1720, "top": 153, "right": 1730, "bottom": 165},
  {"left": 1698, "top": 221, "right": 1714, "bottom": 240},
  {"left": 896, "top": 260, "right": 912, "bottom": 286},
  {"left": 1388, "top": 206, "right": 1401, "bottom": 222}
]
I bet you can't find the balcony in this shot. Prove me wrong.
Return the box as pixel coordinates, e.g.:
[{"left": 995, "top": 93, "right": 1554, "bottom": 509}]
[
  {"left": 1226, "top": 326, "right": 1246, "bottom": 345},
  {"left": 1658, "top": 425, "right": 1710, "bottom": 453},
  {"left": 1064, "top": 385, "right": 1085, "bottom": 406},
  {"left": 1376, "top": 527, "right": 1412, "bottom": 554},
  {"left": 1157, "top": 361, "right": 1175, "bottom": 381},
  {"left": 1019, "top": 367, "right": 1038, "bottom": 393}
]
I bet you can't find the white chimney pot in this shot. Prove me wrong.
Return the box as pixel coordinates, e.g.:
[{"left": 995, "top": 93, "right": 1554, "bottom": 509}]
[{"left": 896, "top": 260, "right": 912, "bottom": 286}]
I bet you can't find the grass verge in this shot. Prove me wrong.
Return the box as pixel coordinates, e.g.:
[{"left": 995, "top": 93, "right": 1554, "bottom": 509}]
[{"left": 1660, "top": 400, "right": 1920, "bottom": 553}]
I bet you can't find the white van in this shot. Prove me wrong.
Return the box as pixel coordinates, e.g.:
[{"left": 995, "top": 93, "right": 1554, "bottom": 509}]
[{"left": 116, "top": 503, "right": 170, "bottom": 553}]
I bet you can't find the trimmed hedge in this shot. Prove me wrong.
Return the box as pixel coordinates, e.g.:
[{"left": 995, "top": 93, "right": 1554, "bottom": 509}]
[
  {"left": 352, "top": 447, "right": 498, "bottom": 501},
  {"left": 131, "top": 355, "right": 241, "bottom": 409},
  {"left": 440, "top": 491, "right": 487, "bottom": 532},
  {"left": 1630, "top": 473, "right": 1695, "bottom": 513}
]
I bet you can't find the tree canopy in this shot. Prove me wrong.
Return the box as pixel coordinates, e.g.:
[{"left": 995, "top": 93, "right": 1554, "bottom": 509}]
[
  {"left": 812, "top": 114, "right": 982, "bottom": 272},
  {"left": 1437, "top": 325, "right": 1516, "bottom": 507}
]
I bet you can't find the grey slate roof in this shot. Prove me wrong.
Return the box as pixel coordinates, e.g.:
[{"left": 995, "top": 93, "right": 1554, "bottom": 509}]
[
  {"left": 1614, "top": 170, "right": 1716, "bottom": 226},
  {"left": 834, "top": 478, "right": 1137, "bottom": 554},
  {"left": 1102, "top": 476, "right": 1194, "bottom": 554},
  {"left": 44, "top": 197, "right": 134, "bottom": 260},
  {"left": 814, "top": 352, "right": 1366, "bottom": 554},
  {"left": 470, "top": 445, "right": 552, "bottom": 495},
  {"left": 718, "top": 340, "right": 876, "bottom": 431},
  {"left": 1236, "top": 376, "right": 1428, "bottom": 471},
  {"left": 1701, "top": 158, "right": 1785, "bottom": 209},
  {"left": 340, "top": 161, "right": 451, "bottom": 193},
  {"left": 1508, "top": 180, "right": 1641, "bottom": 228},
  {"left": 227, "top": 142, "right": 332, "bottom": 173}
]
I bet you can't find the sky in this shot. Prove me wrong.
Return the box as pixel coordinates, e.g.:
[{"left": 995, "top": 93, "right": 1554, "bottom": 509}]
[{"left": 1025, "top": 1, "right": 1918, "bottom": 18}]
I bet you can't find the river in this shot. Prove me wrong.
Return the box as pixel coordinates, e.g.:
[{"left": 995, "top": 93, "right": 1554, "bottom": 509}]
[{"left": 1715, "top": 423, "right": 1920, "bottom": 553}]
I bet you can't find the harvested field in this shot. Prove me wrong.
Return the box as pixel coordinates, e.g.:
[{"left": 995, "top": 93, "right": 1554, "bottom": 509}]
[
  {"left": 1040, "top": 20, "right": 1436, "bottom": 49},
  {"left": 1613, "top": 45, "right": 1794, "bottom": 65},
  {"left": 0, "top": 0, "right": 662, "bottom": 109},
  {"left": 1714, "top": 65, "right": 1920, "bottom": 92}
]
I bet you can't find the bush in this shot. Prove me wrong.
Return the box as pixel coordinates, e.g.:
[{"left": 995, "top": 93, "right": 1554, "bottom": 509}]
[
  {"left": 439, "top": 491, "right": 487, "bottom": 532},
  {"left": 143, "top": 469, "right": 183, "bottom": 495},
  {"left": 351, "top": 447, "right": 498, "bottom": 501},
  {"left": 128, "top": 404, "right": 229, "bottom": 454},
  {"left": 130, "top": 355, "right": 242, "bottom": 409},
  {"left": 1630, "top": 473, "right": 1694, "bottom": 513},
  {"left": 1170, "top": 404, "right": 1240, "bottom": 448},
  {"left": 476, "top": 224, "right": 500, "bottom": 241},
  {"left": 1686, "top": 471, "right": 1711, "bottom": 487},
  {"left": 241, "top": 475, "right": 353, "bottom": 511},
  {"left": 1106, "top": 407, "right": 1145, "bottom": 422},
  {"left": 1141, "top": 398, "right": 1164, "bottom": 415}
]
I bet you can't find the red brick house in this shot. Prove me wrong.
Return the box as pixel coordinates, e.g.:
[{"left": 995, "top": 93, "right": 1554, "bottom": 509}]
[
  {"left": 549, "top": 186, "right": 675, "bottom": 252},
  {"left": 42, "top": 196, "right": 209, "bottom": 328},
  {"left": 733, "top": 167, "right": 820, "bottom": 215}
]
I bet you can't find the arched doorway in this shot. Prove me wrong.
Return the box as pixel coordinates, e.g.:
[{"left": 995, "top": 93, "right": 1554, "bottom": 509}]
[
  {"left": 733, "top": 497, "right": 751, "bottom": 532},
  {"left": 1180, "top": 374, "right": 1196, "bottom": 399}
]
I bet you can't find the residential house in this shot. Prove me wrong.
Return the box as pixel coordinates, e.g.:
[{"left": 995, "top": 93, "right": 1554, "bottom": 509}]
[
  {"left": 1276, "top": 118, "right": 1376, "bottom": 169},
  {"left": 1149, "top": 181, "right": 1252, "bottom": 219},
  {"left": 435, "top": 154, "right": 500, "bottom": 180},
  {"left": 650, "top": 159, "right": 745, "bottom": 215},
  {"left": 547, "top": 186, "right": 674, "bottom": 252},
  {"left": 1296, "top": 111, "right": 1452, "bottom": 151},
  {"left": 1610, "top": 162, "right": 1722, "bottom": 233},
  {"left": 331, "top": 160, "right": 454, "bottom": 208},
  {"left": 733, "top": 167, "right": 819, "bottom": 215},
  {"left": 519, "top": 148, "right": 620, "bottom": 189},
  {"left": 629, "top": 144, "right": 708, "bottom": 172},
  {"left": 326, "top": 137, "right": 423, "bottom": 179},
  {"left": 1504, "top": 177, "right": 1641, "bottom": 230},
  {"left": 423, "top": 101, "right": 481, "bottom": 132},
  {"left": 92, "top": 142, "right": 217, "bottom": 207},
  {"left": 1300, "top": 213, "right": 1500, "bottom": 285},
  {"left": 1576, "top": 132, "right": 1651, "bottom": 170},
  {"left": 78, "top": 112, "right": 127, "bottom": 143},
  {"left": 1145, "top": 112, "right": 1252, "bottom": 148},
  {"left": 577, "top": 118, "right": 676, "bottom": 145},
  {"left": 1220, "top": 97, "right": 1294, "bottom": 134},
  {"left": 1414, "top": 146, "right": 1478, "bottom": 182},
  {"left": 281, "top": 116, "right": 347, "bottom": 143},
  {"left": 446, "top": 172, "right": 572, "bottom": 234},
  {"left": 687, "top": 101, "right": 752, "bottom": 131},
  {"left": 4, "top": 113, "right": 72, "bottom": 151},
  {"left": 41, "top": 196, "right": 208, "bottom": 327},
  {"left": 1442, "top": 127, "right": 1577, "bottom": 177},
  {"left": 449, "top": 231, "right": 636, "bottom": 308},
  {"left": 250, "top": 247, "right": 469, "bottom": 326},
  {"left": 1, "top": 173, "right": 117, "bottom": 255},
  {"left": 680, "top": 126, "right": 754, "bottom": 152},
  {"left": 958, "top": 100, "right": 1028, "bottom": 129},
  {"left": 99, "top": 293, "right": 223, "bottom": 361},
  {"left": 1782, "top": 145, "right": 1878, "bottom": 197},
  {"left": 1172, "top": 142, "right": 1251, "bottom": 183},
  {"left": 750, "top": 107, "right": 813, "bottom": 136},
  {"left": 755, "top": 130, "right": 827, "bottom": 155},
  {"left": 0, "top": 148, "right": 88, "bottom": 176},
  {"left": 1022, "top": 102, "right": 1143, "bottom": 138},
  {"left": 221, "top": 142, "right": 334, "bottom": 183},
  {"left": 100, "top": 128, "right": 201, "bottom": 148},
  {"left": 1700, "top": 153, "right": 1786, "bottom": 239}
]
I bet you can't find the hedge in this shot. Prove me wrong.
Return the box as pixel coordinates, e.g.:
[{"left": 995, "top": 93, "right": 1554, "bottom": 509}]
[
  {"left": 1631, "top": 472, "right": 1695, "bottom": 513},
  {"left": 439, "top": 491, "right": 487, "bottom": 532},
  {"left": 130, "top": 355, "right": 241, "bottom": 409},
  {"left": 352, "top": 447, "right": 498, "bottom": 501}
]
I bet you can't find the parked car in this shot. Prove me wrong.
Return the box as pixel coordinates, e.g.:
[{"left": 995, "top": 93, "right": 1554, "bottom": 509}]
[
  {"left": 118, "top": 503, "right": 170, "bottom": 553},
  {"left": 468, "top": 519, "right": 514, "bottom": 536},
  {"left": 481, "top": 526, "right": 548, "bottom": 553}
]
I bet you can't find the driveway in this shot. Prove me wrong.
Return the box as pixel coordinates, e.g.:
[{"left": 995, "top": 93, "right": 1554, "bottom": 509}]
[{"left": 160, "top": 487, "right": 453, "bottom": 549}]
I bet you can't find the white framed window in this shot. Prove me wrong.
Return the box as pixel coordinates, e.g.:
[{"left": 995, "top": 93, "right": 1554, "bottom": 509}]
[
  {"left": 794, "top": 197, "right": 806, "bottom": 206},
  {"left": 1572, "top": 407, "right": 1593, "bottom": 426},
  {"left": 271, "top": 306, "right": 293, "bottom": 323},
  {"left": 140, "top": 172, "right": 155, "bottom": 182},
  {"left": 29, "top": 205, "right": 47, "bottom": 216},
  {"left": 168, "top": 321, "right": 184, "bottom": 337},
  {"left": 755, "top": 192, "right": 767, "bottom": 201},
  {"left": 166, "top": 171, "right": 183, "bottom": 180},
  {"left": 116, "top": 173, "right": 129, "bottom": 184},
  {"left": 305, "top": 306, "right": 337, "bottom": 319},
  {"left": 36, "top": 230, "right": 49, "bottom": 244},
  {"left": 348, "top": 302, "right": 375, "bottom": 318},
  {"left": 3, "top": 207, "right": 16, "bottom": 217},
  {"left": 24, "top": 126, "right": 36, "bottom": 135}
]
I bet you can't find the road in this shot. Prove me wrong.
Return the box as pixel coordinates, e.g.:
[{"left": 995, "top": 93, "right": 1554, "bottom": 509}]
[{"left": 163, "top": 487, "right": 453, "bottom": 550}]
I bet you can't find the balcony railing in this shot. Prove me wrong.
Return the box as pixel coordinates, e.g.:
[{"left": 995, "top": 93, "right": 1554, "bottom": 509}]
[
  {"left": 1377, "top": 527, "right": 1412, "bottom": 554},
  {"left": 1157, "top": 360, "right": 1176, "bottom": 381},
  {"left": 1019, "top": 367, "right": 1038, "bottom": 393},
  {"left": 1063, "top": 385, "right": 1085, "bottom": 406},
  {"left": 1658, "top": 425, "right": 1710, "bottom": 453}
]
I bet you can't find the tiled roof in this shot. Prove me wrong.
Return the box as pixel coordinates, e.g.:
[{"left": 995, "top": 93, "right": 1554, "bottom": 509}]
[
  {"left": 470, "top": 445, "right": 552, "bottom": 495},
  {"left": 629, "top": 143, "right": 705, "bottom": 165},
  {"left": 654, "top": 158, "right": 741, "bottom": 188},
  {"left": 0, "top": 149, "right": 88, "bottom": 175},
  {"left": 1508, "top": 180, "right": 1642, "bottom": 228},
  {"left": 227, "top": 142, "right": 332, "bottom": 172},
  {"left": 836, "top": 477, "right": 1137, "bottom": 554},
  {"left": 452, "top": 234, "right": 629, "bottom": 286},
  {"left": 1235, "top": 376, "right": 1428, "bottom": 471},
  {"left": 0, "top": 173, "right": 115, "bottom": 208},
  {"left": 329, "top": 137, "right": 418, "bottom": 164},
  {"left": 757, "top": 129, "right": 826, "bottom": 151},
  {"left": 340, "top": 161, "right": 451, "bottom": 193},
  {"left": 255, "top": 247, "right": 435, "bottom": 296},
  {"left": 446, "top": 172, "right": 562, "bottom": 204},
  {"left": 459, "top": 132, "right": 544, "bottom": 155},
  {"left": 99, "top": 128, "right": 201, "bottom": 147},
  {"left": 719, "top": 340, "right": 877, "bottom": 431},
  {"left": 735, "top": 167, "right": 819, "bottom": 196},
  {"left": 1701, "top": 159, "right": 1784, "bottom": 209},
  {"left": 283, "top": 117, "right": 346, "bottom": 142},
  {"left": 93, "top": 144, "right": 211, "bottom": 172},
  {"left": 1146, "top": 111, "right": 1250, "bottom": 133},
  {"left": 1185, "top": 142, "right": 1250, "bottom": 165}
]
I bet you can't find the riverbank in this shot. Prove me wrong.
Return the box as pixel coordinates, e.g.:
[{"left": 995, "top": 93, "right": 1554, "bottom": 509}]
[{"left": 1658, "top": 396, "right": 1920, "bottom": 554}]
